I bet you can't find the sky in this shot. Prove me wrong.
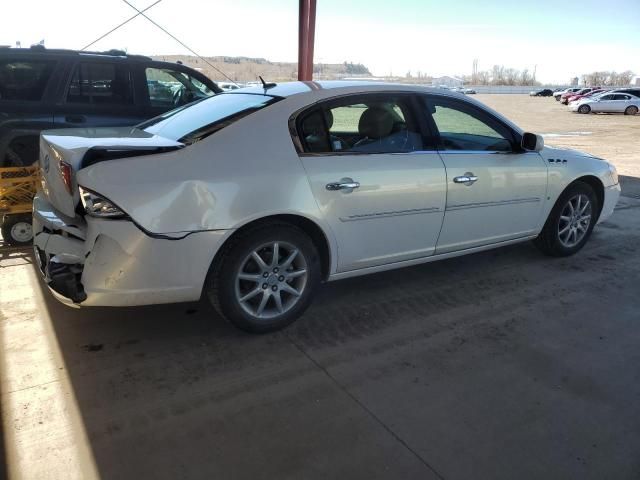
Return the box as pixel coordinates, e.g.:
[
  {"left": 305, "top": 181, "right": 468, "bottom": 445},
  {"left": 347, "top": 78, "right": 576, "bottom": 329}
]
[{"left": 3, "top": 0, "right": 639, "bottom": 83}]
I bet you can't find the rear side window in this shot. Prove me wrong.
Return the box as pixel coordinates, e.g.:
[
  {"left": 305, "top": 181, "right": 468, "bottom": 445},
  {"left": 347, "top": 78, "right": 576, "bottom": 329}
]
[
  {"left": 140, "top": 93, "right": 278, "bottom": 144},
  {"left": 0, "top": 60, "right": 55, "bottom": 101},
  {"left": 67, "top": 62, "right": 133, "bottom": 105}
]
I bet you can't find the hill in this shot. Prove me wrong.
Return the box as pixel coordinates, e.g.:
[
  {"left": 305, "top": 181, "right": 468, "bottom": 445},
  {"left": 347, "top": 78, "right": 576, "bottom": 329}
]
[{"left": 151, "top": 55, "right": 371, "bottom": 82}]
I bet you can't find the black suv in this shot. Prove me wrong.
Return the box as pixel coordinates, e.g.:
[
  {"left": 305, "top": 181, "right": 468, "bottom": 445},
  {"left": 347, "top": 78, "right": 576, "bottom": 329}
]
[{"left": 0, "top": 46, "right": 221, "bottom": 166}]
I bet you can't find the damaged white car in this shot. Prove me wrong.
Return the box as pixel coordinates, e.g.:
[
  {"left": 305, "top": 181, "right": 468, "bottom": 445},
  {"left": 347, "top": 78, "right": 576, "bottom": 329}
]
[{"left": 33, "top": 82, "right": 621, "bottom": 332}]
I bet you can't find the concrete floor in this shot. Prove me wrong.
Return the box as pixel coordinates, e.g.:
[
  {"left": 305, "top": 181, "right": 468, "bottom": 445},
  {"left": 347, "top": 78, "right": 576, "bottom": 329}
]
[{"left": 2, "top": 184, "right": 639, "bottom": 479}]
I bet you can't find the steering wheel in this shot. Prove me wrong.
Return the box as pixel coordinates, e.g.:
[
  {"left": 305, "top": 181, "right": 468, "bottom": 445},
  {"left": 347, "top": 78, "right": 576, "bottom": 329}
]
[{"left": 172, "top": 86, "right": 195, "bottom": 107}]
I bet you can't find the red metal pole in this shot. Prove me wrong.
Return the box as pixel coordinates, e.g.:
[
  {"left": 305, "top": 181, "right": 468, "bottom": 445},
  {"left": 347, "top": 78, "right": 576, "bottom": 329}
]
[{"left": 298, "top": 0, "right": 316, "bottom": 81}]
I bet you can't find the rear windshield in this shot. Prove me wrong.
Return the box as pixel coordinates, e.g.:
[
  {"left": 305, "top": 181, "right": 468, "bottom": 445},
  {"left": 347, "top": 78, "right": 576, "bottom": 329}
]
[{"left": 140, "top": 93, "right": 278, "bottom": 144}]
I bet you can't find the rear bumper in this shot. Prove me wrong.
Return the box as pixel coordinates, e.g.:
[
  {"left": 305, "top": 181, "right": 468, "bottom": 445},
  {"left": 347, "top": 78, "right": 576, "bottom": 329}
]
[
  {"left": 598, "top": 183, "right": 621, "bottom": 224},
  {"left": 33, "top": 194, "right": 229, "bottom": 307}
]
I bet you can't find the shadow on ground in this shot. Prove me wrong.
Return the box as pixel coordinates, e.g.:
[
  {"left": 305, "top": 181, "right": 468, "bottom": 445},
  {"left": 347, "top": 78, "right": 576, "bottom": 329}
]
[{"left": 6, "top": 177, "right": 640, "bottom": 479}]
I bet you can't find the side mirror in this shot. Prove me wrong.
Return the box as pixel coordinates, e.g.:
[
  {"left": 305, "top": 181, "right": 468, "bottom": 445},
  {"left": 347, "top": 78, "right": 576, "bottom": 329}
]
[{"left": 521, "top": 132, "right": 544, "bottom": 152}]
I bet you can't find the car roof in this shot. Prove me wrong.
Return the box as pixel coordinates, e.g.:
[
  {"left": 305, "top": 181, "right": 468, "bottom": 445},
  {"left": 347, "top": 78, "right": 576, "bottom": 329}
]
[{"left": 230, "top": 80, "right": 463, "bottom": 98}]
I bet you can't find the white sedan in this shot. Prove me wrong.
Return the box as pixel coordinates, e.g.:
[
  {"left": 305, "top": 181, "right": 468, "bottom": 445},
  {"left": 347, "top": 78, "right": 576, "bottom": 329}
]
[
  {"left": 33, "top": 82, "right": 621, "bottom": 332},
  {"left": 570, "top": 92, "right": 640, "bottom": 114}
]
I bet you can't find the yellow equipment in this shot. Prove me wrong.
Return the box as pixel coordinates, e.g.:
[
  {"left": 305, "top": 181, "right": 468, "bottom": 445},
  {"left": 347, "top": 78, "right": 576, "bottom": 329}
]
[{"left": 0, "top": 166, "right": 39, "bottom": 246}]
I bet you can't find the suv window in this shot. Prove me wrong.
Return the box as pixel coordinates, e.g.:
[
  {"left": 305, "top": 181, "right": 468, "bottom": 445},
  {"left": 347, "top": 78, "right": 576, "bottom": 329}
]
[
  {"left": 425, "top": 97, "right": 513, "bottom": 152},
  {"left": 67, "top": 62, "right": 133, "bottom": 105},
  {"left": 299, "top": 95, "right": 423, "bottom": 154},
  {"left": 0, "top": 59, "right": 55, "bottom": 101},
  {"left": 145, "top": 67, "right": 214, "bottom": 108}
]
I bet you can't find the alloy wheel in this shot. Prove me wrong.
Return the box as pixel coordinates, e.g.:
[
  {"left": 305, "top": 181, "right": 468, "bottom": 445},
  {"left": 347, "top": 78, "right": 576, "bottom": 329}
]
[
  {"left": 234, "top": 241, "right": 308, "bottom": 319},
  {"left": 557, "top": 194, "right": 592, "bottom": 248}
]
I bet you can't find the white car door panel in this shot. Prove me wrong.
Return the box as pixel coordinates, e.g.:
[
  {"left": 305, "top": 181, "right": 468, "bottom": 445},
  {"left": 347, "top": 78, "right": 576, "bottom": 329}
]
[
  {"left": 302, "top": 153, "right": 446, "bottom": 272},
  {"left": 422, "top": 95, "right": 548, "bottom": 254},
  {"left": 436, "top": 151, "right": 547, "bottom": 253},
  {"left": 296, "top": 94, "right": 447, "bottom": 273}
]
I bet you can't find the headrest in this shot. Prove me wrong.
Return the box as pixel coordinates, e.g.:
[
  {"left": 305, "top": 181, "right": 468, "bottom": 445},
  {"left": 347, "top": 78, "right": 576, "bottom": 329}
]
[{"left": 358, "top": 106, "right": 394, "bottom": 139}]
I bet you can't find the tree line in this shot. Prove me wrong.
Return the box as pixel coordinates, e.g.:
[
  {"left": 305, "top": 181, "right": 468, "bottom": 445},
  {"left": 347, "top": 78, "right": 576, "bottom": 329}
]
[
  {"left": 581, "top": 71, "right": 635, "bottom": 86},
  {"left": 465, "top": 65, "right": 540, "bottom": 86}
]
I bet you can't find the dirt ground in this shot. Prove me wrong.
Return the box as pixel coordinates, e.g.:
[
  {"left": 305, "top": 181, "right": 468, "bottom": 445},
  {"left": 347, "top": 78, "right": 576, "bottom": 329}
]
[
  {"left": 1, "top": 95, "right": 640, "bottom": 480},
  {"left": 477, "top": 94, "right": 640, "bottom": 177}
]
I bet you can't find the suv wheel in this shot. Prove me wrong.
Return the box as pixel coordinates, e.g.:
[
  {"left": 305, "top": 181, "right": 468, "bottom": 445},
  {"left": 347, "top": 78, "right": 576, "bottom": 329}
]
[
  {"left": 534, "top": 181, "right": 599, "bottom": 257},
  {"left": 207, "top": 223, "right": 321, "bottom": 333}
]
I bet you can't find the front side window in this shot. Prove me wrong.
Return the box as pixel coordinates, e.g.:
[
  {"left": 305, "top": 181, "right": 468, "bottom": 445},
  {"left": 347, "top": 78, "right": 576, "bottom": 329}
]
[
  {"left": 67, "top": 62, "right": 133, "bottom": 105},
  {"left": 0, "top": 59, "right": 55, "bottom": 101},
  {"left": 140, "top": 93, "right": 277, "bottom": 144},
  {"left": 600, "top": 94, "right": 614, "bottom": 101},
  {"left": 298, "top": 95, "right": 424, "bottom": 154},
  {"left": 425, "top": 97, "right": 513, "bottom": 152},
  {"left": 145, "top": 67, "right": 214, "bottom": 108}
]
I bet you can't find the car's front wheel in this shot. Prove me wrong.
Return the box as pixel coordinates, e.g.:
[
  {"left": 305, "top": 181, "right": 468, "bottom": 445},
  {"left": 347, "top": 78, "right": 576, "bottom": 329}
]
[
  {"left": 207, "top": 223, "right": 321, "bottom": 333},
  {"left": 534, "top": 181, "right": 599, "bottom": 257},
  {"left": 578, "top": 104, "right": 591, "bottom": 114}
]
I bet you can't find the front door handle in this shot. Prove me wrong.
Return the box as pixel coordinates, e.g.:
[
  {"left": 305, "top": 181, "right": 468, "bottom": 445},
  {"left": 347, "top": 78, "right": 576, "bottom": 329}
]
[
  {"left": 453, "top": 173, "right": 478, "bottom": 186},
  {"left": 326, "top": 179, "right": 360, "bottom": 192}
]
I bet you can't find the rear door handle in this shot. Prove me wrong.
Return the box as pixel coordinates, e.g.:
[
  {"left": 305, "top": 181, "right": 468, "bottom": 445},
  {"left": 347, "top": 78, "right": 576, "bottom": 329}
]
[
  {"left": 453, "top": 173, "right": 478, "bottom": 185},
  {"left": 326, "top": 178, "right": 360, "bottom": 192},
  {"left": 65, "top": 115, "right": 86, "bottom": 124}
]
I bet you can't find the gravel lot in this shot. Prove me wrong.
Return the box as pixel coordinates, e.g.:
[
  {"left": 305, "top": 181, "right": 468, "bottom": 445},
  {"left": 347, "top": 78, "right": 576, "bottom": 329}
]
[{"left": 1, "top": 95, "right": 639, "bottom": 480}]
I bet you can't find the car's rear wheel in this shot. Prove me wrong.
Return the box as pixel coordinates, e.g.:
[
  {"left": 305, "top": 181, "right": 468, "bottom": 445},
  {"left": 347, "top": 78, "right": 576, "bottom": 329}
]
[
  {"left": 1, "top": 214, "right": 33, "bottom": 246},
  {"left": 578, "top": 104, "right": 591, "bottom": 114},
  {"left": 206, "top": 223, "right": 321, "bottom": 333},
  {"left": 624, "top": 105, "right": 638, "bottom": 115},
  {"left": 534, "top": 181, "right": 599, "bottom": 257}
]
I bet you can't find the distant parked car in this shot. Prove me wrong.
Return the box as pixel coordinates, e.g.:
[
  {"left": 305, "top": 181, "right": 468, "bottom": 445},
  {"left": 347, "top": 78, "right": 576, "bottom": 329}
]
[
  {"left": 554, "top": 87, "right": 581, "bottom": 101},
  {"left": 561, "top": 88, "right": 599, "bottom": 105},
  {"left": 530, "top": 89, "right": 553, "bottom": 97},
  {"left": 218, "top": 81, "right": 243, "bottom": 91},
  {"left": 462, "top": 88, "right": 476, "bottom": 94},
  {"left": 570, "top": 92, "right": 640, "bottom": 114},
  {"left": 0, "top": 46, "right": 221, "bottom": 167},
  {"left": 610, "top": 88, "right": 640, "bottom": 98},
  {"left": 566, "top": 88, "right": 607, "bottom": 104}
]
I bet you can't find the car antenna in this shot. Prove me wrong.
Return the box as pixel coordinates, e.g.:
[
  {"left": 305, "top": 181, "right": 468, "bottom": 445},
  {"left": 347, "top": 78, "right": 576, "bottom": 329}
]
[{"left": 259, "top": 76, "right": 276, "bottom": 89}]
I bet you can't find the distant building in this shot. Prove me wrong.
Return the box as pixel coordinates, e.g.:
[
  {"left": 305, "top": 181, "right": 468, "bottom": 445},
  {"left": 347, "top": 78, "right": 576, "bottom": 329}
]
[
  {"left": 570, "top": 77, "right": 579, "bottom": 86},
  {"left": 431, "top": 76, "right": 463, "bottom": 87},
  {"left": 632, "top": 76, "right": 640, "bottom": 87}
]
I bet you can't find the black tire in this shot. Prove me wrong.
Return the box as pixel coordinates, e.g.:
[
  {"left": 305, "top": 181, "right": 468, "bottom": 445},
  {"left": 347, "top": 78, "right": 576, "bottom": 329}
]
[
  {"left": 555, "top": 96, "right": 560, "bottom": 101},
  {"left": 578, "top": 104, "right": 591, "bottom": 114},
  {"left": 624, "top": 105, "right": 638, "bottom": 115},
  {"left": 1, "top": 214, "right": 34, "bottom": 246},
  {"left": 206, "top": 223, "right": 321, "bottom": 333},
  {"left": 534, "top": 181, "right": 599, "bottom": 257}
]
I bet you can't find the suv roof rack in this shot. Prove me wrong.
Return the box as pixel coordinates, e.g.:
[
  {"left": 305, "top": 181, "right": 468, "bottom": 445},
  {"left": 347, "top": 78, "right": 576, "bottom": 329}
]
[{"left": 1, "top": 46, "right": 152, "bottom": 61}]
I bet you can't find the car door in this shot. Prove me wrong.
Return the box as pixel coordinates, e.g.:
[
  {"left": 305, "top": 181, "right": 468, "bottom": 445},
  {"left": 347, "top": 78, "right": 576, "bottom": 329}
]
[
  {"left": 593, "top": 94, "right": 615, "bottom": 113},
  {"left": 611, "top": 94, "right": 632, "bottom": 113},
  {"left": 421, "top": 95, "right": 548, "bottom": 254},
  {"left": 53, "top": 60, "right": 148, "bottom": 129},
  {"left": 296, "top": 93, "right": 447, "bottom": 273}
]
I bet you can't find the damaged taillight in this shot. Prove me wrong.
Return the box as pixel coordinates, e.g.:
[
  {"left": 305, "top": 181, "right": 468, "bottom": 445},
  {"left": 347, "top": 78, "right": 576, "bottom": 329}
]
[{"left": 58, "top": 161, "right": 73, "bottom": 194}]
